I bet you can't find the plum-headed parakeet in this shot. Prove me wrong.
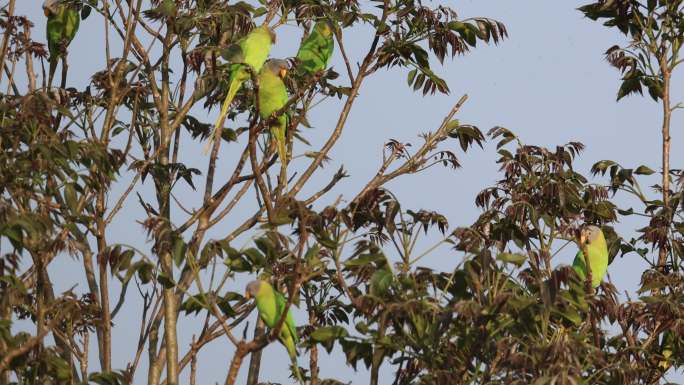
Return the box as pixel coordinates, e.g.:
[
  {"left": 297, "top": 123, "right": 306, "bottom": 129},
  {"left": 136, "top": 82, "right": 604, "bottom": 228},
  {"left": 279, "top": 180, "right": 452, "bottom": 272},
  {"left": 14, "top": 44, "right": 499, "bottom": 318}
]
[
  {"left": 204, "top": 26, "right": 275, "bottom": 154},
  {"left": 296, "top": 20, "right": 335, "bottom": 74},
  {"left": 572, "top": 225, "right": 609, "bottom": 288},
  {"left": 245, "top": 280, "right": 302, "bottom": 384},
  {"left": 43, "top": 0, "right": 80, "bottom": 87},
  {"left": 258, "top": 59, "right": 289, "bottom": 167}
]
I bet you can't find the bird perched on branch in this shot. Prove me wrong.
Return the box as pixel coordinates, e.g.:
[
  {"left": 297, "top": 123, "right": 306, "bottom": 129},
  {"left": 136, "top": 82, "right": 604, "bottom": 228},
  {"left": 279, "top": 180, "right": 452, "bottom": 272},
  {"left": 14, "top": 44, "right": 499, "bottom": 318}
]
[
  {"left": 204, "top": 26, "right": 275, "bottom": 154},
  {"left": 245, "top": 279, "right": 303, "bottom": 384},
  {"left": 258, "top": 59, "right": 290, "bottom": 170},
  {"left": 572, "top": 225, "right": 609, "bottom": 288},
  {"left": 296, "top": 20, "right": 335, "bottom": 75},
  {"left": 43, "top": 0, "right": 81, "bottom": 88}
]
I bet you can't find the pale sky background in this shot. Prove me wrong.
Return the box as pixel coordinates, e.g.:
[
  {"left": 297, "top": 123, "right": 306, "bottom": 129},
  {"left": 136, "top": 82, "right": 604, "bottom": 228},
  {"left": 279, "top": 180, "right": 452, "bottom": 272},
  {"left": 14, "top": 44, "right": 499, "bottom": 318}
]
[{"left": 8, "top": 0, "right": 684, "bottom": 384}]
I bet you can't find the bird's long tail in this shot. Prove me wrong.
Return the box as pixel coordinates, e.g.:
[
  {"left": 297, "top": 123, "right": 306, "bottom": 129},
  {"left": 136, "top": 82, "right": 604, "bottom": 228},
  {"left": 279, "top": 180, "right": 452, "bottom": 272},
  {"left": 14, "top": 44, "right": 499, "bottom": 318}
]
[
  {"left": 286, "top": 342, "right": 304, "bottom": 385},
  {"left": 48, "top": 57, "right": 58, "bottom": 89},
  {"left": 203, "top": 77, "right": 241, "bottom": 155},
  {"left": 271, "top": 119, "right": 288, "bottom": 164},
  {"left": 54, "top": 56, "right": 70, "bottom": 129},
  {"left": 271, "top": 118, "right": 288, "bottom": 189}
]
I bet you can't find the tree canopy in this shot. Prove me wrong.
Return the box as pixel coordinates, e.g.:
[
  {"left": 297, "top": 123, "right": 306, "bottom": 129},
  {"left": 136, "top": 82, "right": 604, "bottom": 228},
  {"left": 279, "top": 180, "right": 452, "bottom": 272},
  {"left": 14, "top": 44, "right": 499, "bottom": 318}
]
[{"left": 0, "top": 0, "right": 683, "bottom": 384}]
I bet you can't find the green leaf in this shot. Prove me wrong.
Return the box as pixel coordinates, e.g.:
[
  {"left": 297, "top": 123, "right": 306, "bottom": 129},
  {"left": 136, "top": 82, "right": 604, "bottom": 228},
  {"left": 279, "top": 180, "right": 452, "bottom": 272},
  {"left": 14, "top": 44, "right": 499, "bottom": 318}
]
[
  {"left": 617, "top": 77, "right": 643, "bottom": 101},
  {"left": 180, "top": 294, "right": 209, "bottom": 315},
  {"left": 224, "top": 255, "right": 252, "bottom": 272},
  {"left": 407, "top": 69, "right": 417, "bottom": 86},
  {"left": 305, "top": 244, "right": 321, "bottom": 262},
  {"left": 216, "top": 295, "right": 237, "bottom": 317},
  {"left": 410, "top": 312, "right": 426, "bottom": 338},
  {"left": 135, "top": 261, "right": 154, "bottom": 284},
  {"left": 89, "top": 371, "right": 125, "bottom": 385},
  {"left": 47, "top": 355, "right": 71, "bottom": 380},
  {"left": 553, "top": 307, "right": 582, "bottom": 326},
  {"left": 310, "top": 325, "right": 348, "bottom": 342},
  {"left": 2, "top": 225, "right": 23, "bottom": 248},
  {"left": 591, "top": 160, "right": 618, "bottom": 176},
  {"left": 448, "top": 21, "right": 477, "bottom": 47},
  {"left": 172, "top": 235, "right": 187, "bottom": 267},
  {"left": 158, "top": 272, "right": 176, "bottom": 289},
  {"left": 634, "top": 165, "right": 655, "bottom": 175},
  {"left": 63, "top": 183, "right": 78, "bottom": 213},
  {"left": 344, "top": 253, "right": 385, "bottom": 267},
  {"left": 252, "top": 7, "right": 267, "bottom": 17},
  {"left": 463, "top": 23, "right": 480, "bottom": 46},
  {"left": 159, "top": 0, "right": 177, "bottom": 17},
  {"left": 112, "top": 249, "right": 134, "bottom": 276},
  {"left": 447, "top": 21, "right": 465, "bottom": 31},
  {"left": 111, "top": 126, "right": 125, "bottom": 137},
  {"left": 445, "top": 119, "right": 460, "bottom": 131},
  {"left": 369, "top": 269, "right": 393, "bottom": 296},
  {"left": 242, "top": 248, "right": 265, "bottom": 267},
  {"left": 497, "top": 252, "right": 526, "bottom": 267},
  {"left": 316, "top": 232, "right": 338, "bottom": 249},
  {"left": 81, "top": 5, "right": 92, "bottom": 20}
]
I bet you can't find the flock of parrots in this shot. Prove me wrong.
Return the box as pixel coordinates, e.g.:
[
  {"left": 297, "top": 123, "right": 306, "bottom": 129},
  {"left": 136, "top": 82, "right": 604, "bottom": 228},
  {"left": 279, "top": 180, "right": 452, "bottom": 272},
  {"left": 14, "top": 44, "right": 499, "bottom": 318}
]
[
  {"left": 42, "top": 0, "right": 334, "bottom": 171},
  {"left": 41, "top": 1, "right": 611, "bottom": 382},
  {"left": 242, "top": 228, "right": 608, "bottom": 383}
]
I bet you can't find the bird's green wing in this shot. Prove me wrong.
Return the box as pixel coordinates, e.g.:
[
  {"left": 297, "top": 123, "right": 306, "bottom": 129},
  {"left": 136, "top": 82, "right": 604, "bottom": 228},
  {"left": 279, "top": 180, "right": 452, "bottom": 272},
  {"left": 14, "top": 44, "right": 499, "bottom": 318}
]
[
  {"left": 240, "top": 26, "right": 273, "bottom": 72},
  {"left": 316, "top": 21, "right": 335, "bottom": 67},
  {"left": 254, "top": 282, "right": 278, "bottom": 328},
  {"left": 274, "top": 291, "right": 298, "bottom": 344},
  {"left": 63, "top": 6, "right": 80, "bottom": 45},
  {"left": 47, "top": 4, "right": 80, "bottom": 57},
  {"left": 46, "top": 16, "right": 64, "bottom": 59},
  {"left": 296, "top": 21, "right": 334, "bottom": 74},
  {"left": 204, "top": 27, "right": 273, "bottom": 154},
  {"left": 258, "top": 65, "right": 289, "bottom": 163},
  {"left": 588, "top": 237, "right": 609, "bottom": 285},
  {"left": 572, "top": 251, "right": 589, "bottom": 282}
]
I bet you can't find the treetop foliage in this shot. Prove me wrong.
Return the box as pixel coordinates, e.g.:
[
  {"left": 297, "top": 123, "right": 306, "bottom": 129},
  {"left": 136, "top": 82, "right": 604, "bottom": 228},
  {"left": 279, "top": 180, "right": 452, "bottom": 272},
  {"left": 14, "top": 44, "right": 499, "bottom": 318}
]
[{"left": 0, "top": 0, "right": 683, "bottom": 384}]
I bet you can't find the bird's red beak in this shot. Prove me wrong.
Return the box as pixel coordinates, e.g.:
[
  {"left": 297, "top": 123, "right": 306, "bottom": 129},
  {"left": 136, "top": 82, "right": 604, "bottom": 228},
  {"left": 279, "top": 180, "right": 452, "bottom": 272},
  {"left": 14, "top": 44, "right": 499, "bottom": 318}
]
[
  {"left": 245, "top": 290, "right": 251, "bottom": 300},
  {"left": 43, "top": 8, "right": 51, "bottom": 17},
  {"left": 279, "top": 68, "right": 288, "bottom": 79}
]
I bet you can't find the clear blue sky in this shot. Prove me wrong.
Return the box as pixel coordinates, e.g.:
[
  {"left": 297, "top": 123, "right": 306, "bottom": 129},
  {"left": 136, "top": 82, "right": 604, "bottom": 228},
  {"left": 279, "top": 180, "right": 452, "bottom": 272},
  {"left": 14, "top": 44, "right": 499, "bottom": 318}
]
[{"left": 10, "top": 0, "right": 684, "bottom": 383}]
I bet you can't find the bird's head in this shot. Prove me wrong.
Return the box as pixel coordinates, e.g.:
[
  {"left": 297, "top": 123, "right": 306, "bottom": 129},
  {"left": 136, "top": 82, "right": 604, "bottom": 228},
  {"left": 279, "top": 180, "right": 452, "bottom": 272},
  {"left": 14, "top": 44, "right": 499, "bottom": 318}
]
[
  {"left": 579, "top": 225, "right": 601, "bottom": 246},
  {"left": 43, "top": 0, "right": 60, "bottom": 17},
  {"left": 315, "top": 19, "right": 335, "bottom": 37},
  {"left": 245, "top": 280, "right": 262, "bottom": 300},
  {"left": 264, "top": 59, "right": 289, "bottom": 79}
]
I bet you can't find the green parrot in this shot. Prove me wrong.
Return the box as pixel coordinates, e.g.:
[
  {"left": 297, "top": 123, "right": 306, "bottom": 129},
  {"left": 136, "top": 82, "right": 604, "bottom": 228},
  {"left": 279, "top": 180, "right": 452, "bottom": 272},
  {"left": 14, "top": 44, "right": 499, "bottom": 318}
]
[
  {"left": 572, "top": 225, "right": 609, "bottom": 288},
  {"left": 245, "top": 280, "right": 303, "bottom": 384},
  {"left": 258, "top": 59, "right": 289, "bottom": 167},
  {"left": 296, "top": 20, "right": 335, "bottom": 74},
  {"left": 204, "top": 26, "right": 275, "bottom": 154},
  {"left": 43, "top": 0, "right": 80, "bottom": 88}
]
